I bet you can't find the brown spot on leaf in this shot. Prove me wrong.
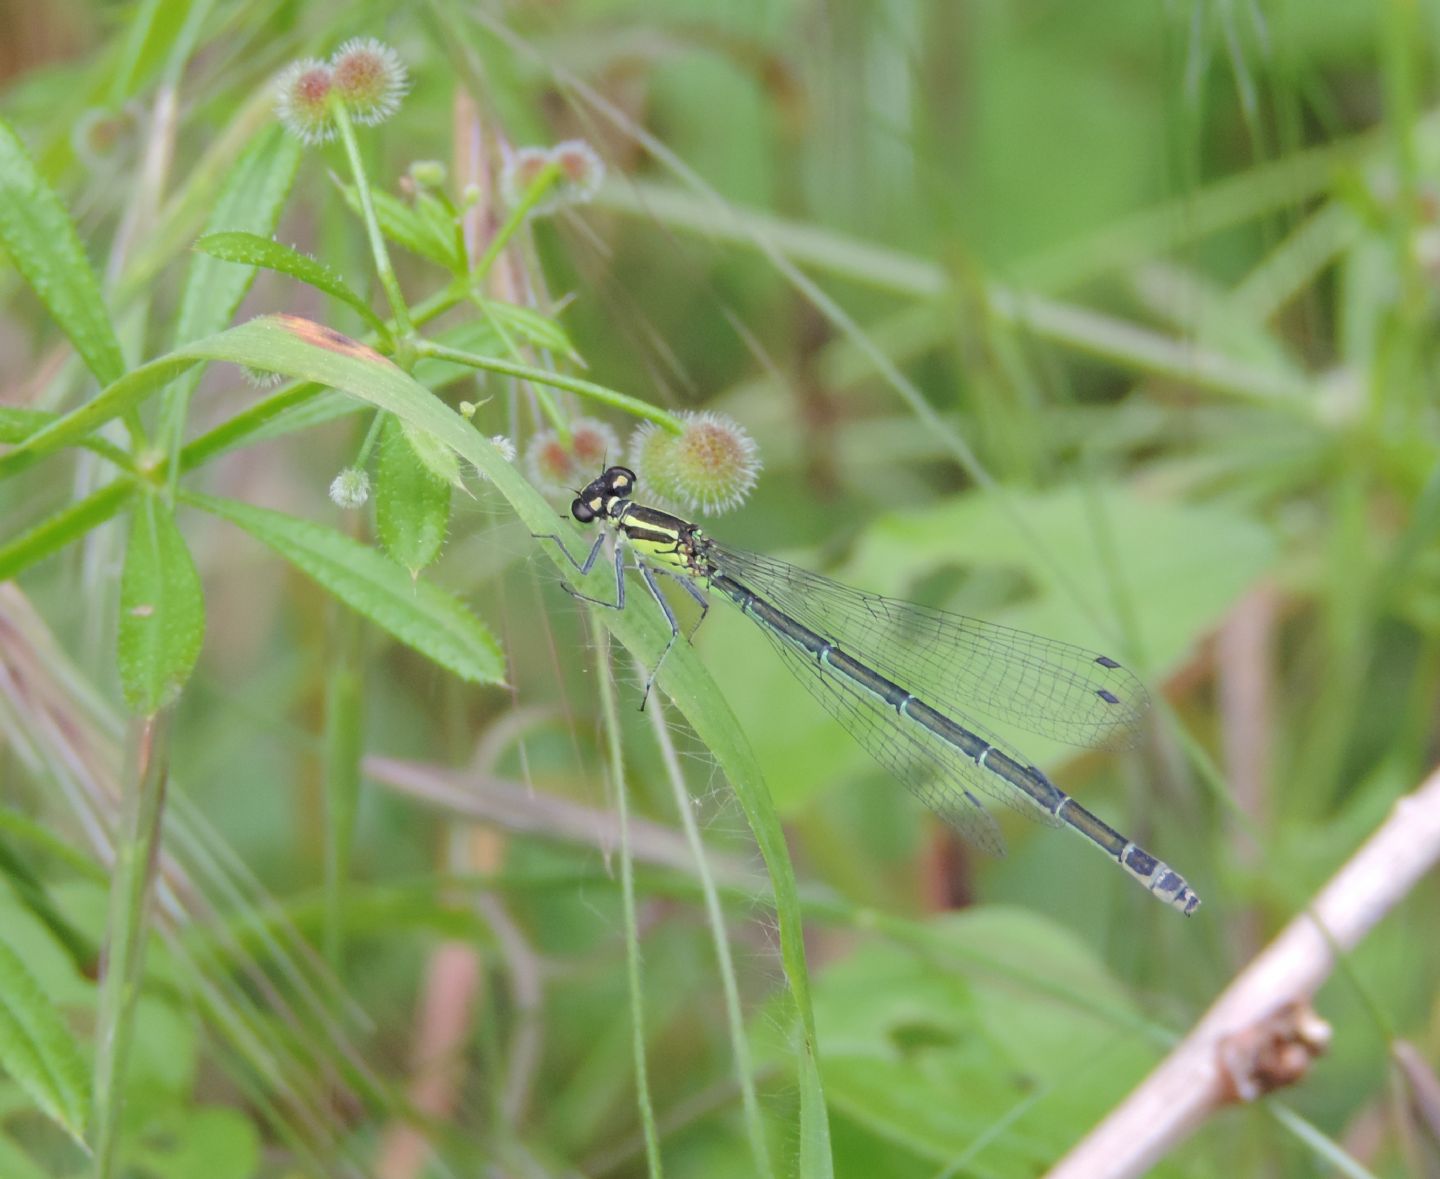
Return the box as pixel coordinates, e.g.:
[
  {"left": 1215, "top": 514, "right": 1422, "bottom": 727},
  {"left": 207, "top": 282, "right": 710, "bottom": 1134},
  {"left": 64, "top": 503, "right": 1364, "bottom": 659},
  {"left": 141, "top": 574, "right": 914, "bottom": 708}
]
[{"left": 273, "top": 314, "right": 388, "bottom": 364}]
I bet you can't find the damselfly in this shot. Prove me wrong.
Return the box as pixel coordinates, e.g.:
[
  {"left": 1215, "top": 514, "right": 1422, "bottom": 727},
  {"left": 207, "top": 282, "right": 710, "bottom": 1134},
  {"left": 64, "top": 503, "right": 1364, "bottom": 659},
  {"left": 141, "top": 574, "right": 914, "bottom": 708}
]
[{"left": 540, "top": 465, "right": 1199, "bottom": 915}]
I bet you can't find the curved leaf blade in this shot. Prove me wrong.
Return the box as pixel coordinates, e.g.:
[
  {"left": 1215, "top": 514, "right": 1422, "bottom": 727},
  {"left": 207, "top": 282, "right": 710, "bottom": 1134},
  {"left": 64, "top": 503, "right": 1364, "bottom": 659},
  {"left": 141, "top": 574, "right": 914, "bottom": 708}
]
[
  {"left": 188, "top": 492, "right": 504, "bottom": 685},
  {"left": 194, "top": 230, "right": 384, "bottom": 333}
]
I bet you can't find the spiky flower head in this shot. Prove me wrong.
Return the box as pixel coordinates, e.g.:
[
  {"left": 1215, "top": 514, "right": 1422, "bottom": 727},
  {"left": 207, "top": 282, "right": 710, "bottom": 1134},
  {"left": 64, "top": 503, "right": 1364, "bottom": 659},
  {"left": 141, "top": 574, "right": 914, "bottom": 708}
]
[
  {"left": 275, "top": 58, "right": 336, "bottom": 145},
  {"left": 329, "top": 466, "right": 371, "bottom": 509},
  {"left": 628, "top": 421, "right": 680, "bottom": 501},
  {"left": 240, "top": 364, "right": 284, "bottom": 389},
  {"left": 472, "top": 434, "right": 517, "bottom": 483},
  {"left": 525, "top": 417, "right": 620, "bottom": 497},
  {"left": 629, "top": 411, "right": 759, "bottom": 516},
  {"left": 330, "top": 38, "right": 408, "bottom": 126},
  {"left": 500, "top": 146, "right": 555, "bottom": 213},
  {"left": 72, "top": 104, "right": 138, "bottom": 168},
  {"left": 551, "top": 140, "right": 605, "bottom": 204}
]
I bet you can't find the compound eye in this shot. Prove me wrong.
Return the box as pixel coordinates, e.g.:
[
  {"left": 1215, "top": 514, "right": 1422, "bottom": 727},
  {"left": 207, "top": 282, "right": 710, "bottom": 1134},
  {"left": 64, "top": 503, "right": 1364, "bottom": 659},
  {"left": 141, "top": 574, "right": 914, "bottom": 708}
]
[{"left": 571, "top": 499, "right": 597, "bottom": 523}]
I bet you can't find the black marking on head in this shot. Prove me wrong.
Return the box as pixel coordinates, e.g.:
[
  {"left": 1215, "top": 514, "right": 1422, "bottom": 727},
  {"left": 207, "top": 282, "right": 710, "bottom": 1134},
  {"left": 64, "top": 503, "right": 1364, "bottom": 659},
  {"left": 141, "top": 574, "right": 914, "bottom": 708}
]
[
  {"left": 604, "top": 465, "right": 636, "bottom": 496},
  {"left": 1094, "top": 655, "right": 1121, "bottom": 669},
  {"left": 1096, "top": 688, "right": 1120, "bottom": 705}
]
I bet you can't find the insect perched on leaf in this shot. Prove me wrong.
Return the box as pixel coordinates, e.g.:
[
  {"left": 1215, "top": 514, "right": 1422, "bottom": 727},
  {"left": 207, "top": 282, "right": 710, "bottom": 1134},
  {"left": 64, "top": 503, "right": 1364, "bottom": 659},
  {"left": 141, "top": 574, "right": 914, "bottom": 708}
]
[{"left": 540, "top": 466, "right": 1199, "bottom": 915}]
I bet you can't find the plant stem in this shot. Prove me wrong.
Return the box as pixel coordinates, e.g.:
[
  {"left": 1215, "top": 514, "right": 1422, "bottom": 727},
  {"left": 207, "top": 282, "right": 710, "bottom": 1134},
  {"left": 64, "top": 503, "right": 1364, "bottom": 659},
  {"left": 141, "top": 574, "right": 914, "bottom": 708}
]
[
  {"left": 333, "top": 103, "right": 412, "bottom": 340},
  {"left": 472, "top": 160, "right": 561, "bottom": 282},
  {"left": 644, "top": 689, "right": 774, "bottom": 1179},
  {"left": 594, "top": 630, "right": 664, "bottom": 1179},
  {"left": 92, "top": 707, "right": 175, "bottom": 1179},
  {"left": 412, "top": 340, "right": 684, "bottom": 430},
  {"left": 0, "top": 482, "right": 136, "bottom": 584},
  {"left": 322, "top": 607, "right": 363, "bottom": 968}
]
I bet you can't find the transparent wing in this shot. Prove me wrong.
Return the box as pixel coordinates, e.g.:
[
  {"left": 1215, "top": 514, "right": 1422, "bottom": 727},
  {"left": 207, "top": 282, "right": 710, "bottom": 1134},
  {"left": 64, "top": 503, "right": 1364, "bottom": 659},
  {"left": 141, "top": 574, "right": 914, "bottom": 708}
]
[
  {"left": 752, "top": 617, "right": 1067, "bottom": 857},
  {"left": 710, "top": 542, "right": 1148, "bottom": 751}
]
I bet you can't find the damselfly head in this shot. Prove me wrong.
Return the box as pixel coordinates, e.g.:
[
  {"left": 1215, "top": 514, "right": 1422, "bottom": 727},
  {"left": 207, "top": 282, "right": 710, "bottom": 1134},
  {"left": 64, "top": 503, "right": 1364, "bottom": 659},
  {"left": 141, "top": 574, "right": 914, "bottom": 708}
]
[{"left": 570, "top": 466, "right": 637, "bottom": 523}]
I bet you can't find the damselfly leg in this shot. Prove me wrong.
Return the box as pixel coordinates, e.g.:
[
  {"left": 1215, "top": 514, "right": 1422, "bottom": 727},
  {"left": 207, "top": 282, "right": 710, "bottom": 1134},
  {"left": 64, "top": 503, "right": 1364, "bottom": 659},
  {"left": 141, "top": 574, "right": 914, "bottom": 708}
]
[{"left": 536, "top": 530, "right": 712, "bottom": 710}]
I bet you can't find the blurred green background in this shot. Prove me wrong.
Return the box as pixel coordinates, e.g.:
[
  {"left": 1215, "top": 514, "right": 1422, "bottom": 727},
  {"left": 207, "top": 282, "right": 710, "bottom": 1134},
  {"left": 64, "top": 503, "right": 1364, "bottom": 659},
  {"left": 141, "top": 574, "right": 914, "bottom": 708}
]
[{"left": 2, "top": 0, "right": 1439, "bottom": 1176}]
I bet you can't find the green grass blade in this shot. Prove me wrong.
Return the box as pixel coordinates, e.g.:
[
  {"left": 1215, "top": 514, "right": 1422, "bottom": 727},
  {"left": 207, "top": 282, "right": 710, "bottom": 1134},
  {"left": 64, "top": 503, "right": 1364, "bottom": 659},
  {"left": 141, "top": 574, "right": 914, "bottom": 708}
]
[{"left": 595, "top": 630, "right": 665, "bottom": 1179}]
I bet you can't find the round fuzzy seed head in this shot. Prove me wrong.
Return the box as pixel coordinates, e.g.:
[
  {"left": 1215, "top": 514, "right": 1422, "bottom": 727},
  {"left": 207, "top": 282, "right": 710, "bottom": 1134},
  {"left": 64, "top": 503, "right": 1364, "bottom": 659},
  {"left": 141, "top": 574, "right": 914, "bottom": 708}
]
[
  {"left": 500, "top": 146, "right": 557, "bottom": 213},
  {"left": 329, "top": 466, "right": 371, "bottom": 509},
  {"left": 72, "top": 105, "right": 137, "bottom": 168},
  {"left": 330, "top": 38, "right": 408, "bottom": 126},
  {"left": 525, "top": 417, "right": 620, "bottom": 497},
  {"left": 665, "top": 412, "right": 760, "bottom": 515},
  {"left": 275, "top": 58, "right": 336, "bottom": 145},
  {"left": 551, "top": 140, "right": 605, "bottom": 204},
  {"left": 473, "top": 435, "right": 517, "bottom": 483},
  {"left": 570, "top": 417, "right": 620, "bottom": 471},
  {"left": 627, "top": 420, "right": 684, "bottom": 504}
]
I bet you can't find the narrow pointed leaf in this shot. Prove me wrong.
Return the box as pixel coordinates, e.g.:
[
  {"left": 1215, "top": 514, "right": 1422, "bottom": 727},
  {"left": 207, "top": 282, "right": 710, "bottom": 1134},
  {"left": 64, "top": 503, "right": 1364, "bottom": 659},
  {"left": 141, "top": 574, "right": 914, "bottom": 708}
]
[
  {"left": 376, "top": 415, "right": 452, "bottom": 575},
  {"left": 399, "top": 416, "right": 462, "bottom": 487},
  {"left": 157, "top": 130, "right": 305, "bottom": 453},
  {"left": 0, "top": 117, "right": 124, "bottom": 385},
  {"left": 337, "top": 182, "right": 463, "bottom": 270},
  {"left": 0, "top": 352, "right": 198, "bottom": 481},
  {"left": 194, "top": 229, "right": 384, "bottom": 333},
  {"left": 0, "top": 407, "right": 130, "bottom": 468},
  {"left": 188, "top": 492, "right": 504, "bottom": 685},
  {"left": 482, "top": 299, "right": 577, "bottom": 358},
  {"left": 0, "top": 935, "right": 90, "bottom": 1142},
  {"left": 118, "top": 498, "right": 206, "bottom": 714}
]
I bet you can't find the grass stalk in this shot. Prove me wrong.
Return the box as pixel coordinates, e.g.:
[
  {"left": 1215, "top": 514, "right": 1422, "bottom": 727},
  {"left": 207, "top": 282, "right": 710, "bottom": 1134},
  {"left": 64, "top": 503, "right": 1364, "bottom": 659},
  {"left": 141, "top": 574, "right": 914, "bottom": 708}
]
[
  {"left": 594, "top": 629, "right": 664, "bottom": 1179},
  {"left": 91, "top": 707, "right": 175, "bottom": 1178},
  {"left": 643, "top": 687, "right": 775, "bottom": 1179}
]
